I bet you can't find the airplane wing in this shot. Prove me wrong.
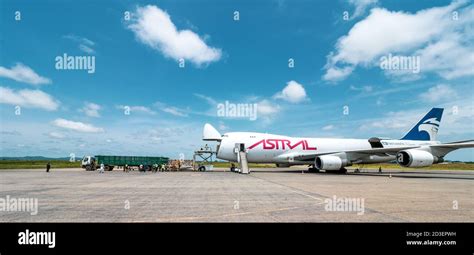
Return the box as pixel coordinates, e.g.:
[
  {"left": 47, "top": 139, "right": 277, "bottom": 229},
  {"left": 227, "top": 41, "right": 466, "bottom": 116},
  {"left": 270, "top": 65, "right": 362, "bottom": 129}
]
[
  {"left": 291, "top": 146, "right": 416, "bottom": 162},
  {"left": 428, "top": 140, "right": 474, "bottom": 157},
  {"left": 290, "top": 140, "right": 474, "bottom": 162},
  {"left": 430, "top": 139, "right": 474, "bottom": 149}
]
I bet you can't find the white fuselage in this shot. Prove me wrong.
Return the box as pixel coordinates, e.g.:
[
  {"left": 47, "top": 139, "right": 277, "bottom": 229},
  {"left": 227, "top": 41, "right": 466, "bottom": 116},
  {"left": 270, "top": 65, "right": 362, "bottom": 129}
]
[{"left": 216, "top": 132, "right": 438, "bottom": 165}]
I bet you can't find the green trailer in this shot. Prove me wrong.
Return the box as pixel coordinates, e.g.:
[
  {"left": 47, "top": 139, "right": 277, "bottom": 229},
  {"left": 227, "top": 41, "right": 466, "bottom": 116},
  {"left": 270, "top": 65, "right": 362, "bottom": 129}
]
[{"left": 81, "top": 155, "right": 169, "bottom": 171}]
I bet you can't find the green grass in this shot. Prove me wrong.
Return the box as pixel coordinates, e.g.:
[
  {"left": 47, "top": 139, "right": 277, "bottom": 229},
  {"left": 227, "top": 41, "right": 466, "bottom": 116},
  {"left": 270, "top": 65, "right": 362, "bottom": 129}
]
[
  {"left": 207, "top": 161, "right": 474, "bottom": 170},
  {"left": 349, "top": 163, "right": 474, "bottom": 170},
  {"left": 0, "top": 160, "right": 81, "bottom": 169}
]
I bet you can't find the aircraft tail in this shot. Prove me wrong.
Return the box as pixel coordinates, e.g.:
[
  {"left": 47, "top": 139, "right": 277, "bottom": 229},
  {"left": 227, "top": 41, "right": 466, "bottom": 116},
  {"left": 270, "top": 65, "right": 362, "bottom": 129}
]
[
  {"left": 400, "top": 108, "right": 443, "bottom": 141},
  {"left": 202, "top": 123, "right": 222, "bottom": 141}
]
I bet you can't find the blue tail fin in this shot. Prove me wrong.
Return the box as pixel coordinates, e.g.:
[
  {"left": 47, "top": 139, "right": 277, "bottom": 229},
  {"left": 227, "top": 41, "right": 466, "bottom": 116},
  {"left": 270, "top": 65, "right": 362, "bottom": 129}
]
[{"left": 400, "top": 108, "right": 443, "bottom": 141}]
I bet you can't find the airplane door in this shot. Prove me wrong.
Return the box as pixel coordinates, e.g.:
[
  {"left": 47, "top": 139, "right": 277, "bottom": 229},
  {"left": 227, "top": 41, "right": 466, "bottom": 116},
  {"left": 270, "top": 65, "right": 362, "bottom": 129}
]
[
  {"left": 235, "top": 143, "right": 245, "bottom": 152},
  {"left": 234, "top": 143, "right": 246, "bottom": 161}
]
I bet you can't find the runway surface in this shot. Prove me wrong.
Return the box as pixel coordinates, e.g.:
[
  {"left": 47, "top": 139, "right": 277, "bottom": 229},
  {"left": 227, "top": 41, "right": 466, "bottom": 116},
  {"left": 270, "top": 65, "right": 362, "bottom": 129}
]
[{"left": 0, "top": 167, "right": 472, "bottom": 222}]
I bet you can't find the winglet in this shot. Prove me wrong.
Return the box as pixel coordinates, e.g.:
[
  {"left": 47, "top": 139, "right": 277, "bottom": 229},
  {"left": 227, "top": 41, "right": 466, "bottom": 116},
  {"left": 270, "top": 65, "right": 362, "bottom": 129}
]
[{"left": 203, "top": 123, "right": 222, "bottom": 141}]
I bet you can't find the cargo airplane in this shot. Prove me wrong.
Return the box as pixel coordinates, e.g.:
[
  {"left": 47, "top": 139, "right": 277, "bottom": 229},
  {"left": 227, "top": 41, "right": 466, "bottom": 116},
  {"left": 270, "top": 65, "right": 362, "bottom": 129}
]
[{"left": 203, "top": 108, "right": 474, "bottom": 173}]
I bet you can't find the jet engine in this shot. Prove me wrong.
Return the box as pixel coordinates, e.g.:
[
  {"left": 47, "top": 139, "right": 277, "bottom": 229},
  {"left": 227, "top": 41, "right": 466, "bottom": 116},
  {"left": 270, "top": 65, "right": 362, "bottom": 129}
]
[
  {"left": 315, "top": 155, "right": 350, "bottom": 170},
  {"left": 396, "top": 149, "right": 443, "bottom": 168}
]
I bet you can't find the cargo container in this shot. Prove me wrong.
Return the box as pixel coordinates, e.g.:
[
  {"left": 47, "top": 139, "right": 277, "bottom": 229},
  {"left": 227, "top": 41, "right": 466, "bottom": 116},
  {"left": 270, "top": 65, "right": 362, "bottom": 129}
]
[{"left": 81, "top": 155, "right": 169, "bottom": 171}]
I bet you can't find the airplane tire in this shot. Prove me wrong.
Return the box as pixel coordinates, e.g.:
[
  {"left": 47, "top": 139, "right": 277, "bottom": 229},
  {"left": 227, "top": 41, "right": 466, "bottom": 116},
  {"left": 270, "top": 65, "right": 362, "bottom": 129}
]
[
  {"left": 338, "top": 167, "right": 348, "bottom": 174},
  {"left": 308, "top": 167, "right": 319, "bottom": 173}
]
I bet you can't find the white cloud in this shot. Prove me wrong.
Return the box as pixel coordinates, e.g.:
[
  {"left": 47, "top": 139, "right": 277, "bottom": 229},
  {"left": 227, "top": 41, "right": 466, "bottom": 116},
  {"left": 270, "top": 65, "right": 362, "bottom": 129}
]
[
  {"left": 129, "top": 106, "right": 155, "bottom": 114},
  {"left": 150, "top": 136, "right": 162, "bottom": 142},
  {"left": 52, "top": 118, "right": 104, "bottom": 133},
  {"left": 257, "top": 99, "right": 280, "bottom": 116},
  {"left": 359, "top": 109, "right": 422, "bottom": 132},
  {"left": 128, "top": 5, "right": 222, "bottom": 66},
  {"left": 322, "top": 125, "right": 335, "bottom": 131},
  {"left": 254, "top": 99, "right": 281, "bottom": 125},
  {"left": 194, "top": 93, "right": 218, "bottom": 105},
  {"left": 323, "top": 65, "right": 354, "bottom": 82},
  {"left": 79, "top": 44, "right": 95, "bottom": 54},
  {"left": 324, "top": 1, "right": 473, "bottom": 82},
  {"left": 414, "top": 33, "right": 474, "bottom": 80},
  {"left": 419, "top": 84, "right": 457, "bottom": 103},
  {"left": 116, "top": 105, "right": 156, "bottom": 115},
  {"left": 0, "top": 87, "right": 59, "bottom": 111},
  {"left": 273, "top": 80, "right": 308, "bottom": 103},
  {"left": 441, "top": 99, "right": 474, "bottom": 136},
  {"left": 193, "top": 93, "right": 281, "bottom": 121},
  {"left": 162, "top": 107, "right": 188, "bottom": 117},
  {"left": 348, "top": 0, "right": 378, "bottom": 19},
  {"left": 48, "top": 132, "right": 65, "bottom": 139},
  {"left": 154, "top": 101, "right": 188, "bottom": 117},
  {"left": 0, "top": 63, "right": 51, "bottom": 85},
  {"left": 358, "top": 99, "right": 474, "bottom": 137},
  {"left": 350, "top": 85, "right": 373, "bottom": 92},
  {"left": 0, "top": 130, "right": 21, "bottom": 136},
  {"left": 80, "top": 102, "right": 101, "bottom": 117},
  {"left": 64, "top": 34, "right": 96, "bottom": 54},
  {"left": 130, "top": 127, "right": 189, "bottom": 144}
]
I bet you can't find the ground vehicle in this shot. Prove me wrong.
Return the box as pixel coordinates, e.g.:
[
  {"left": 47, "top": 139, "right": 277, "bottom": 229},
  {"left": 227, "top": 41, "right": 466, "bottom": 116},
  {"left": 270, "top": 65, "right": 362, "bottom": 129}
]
[
  {"left": 196, "top": 164, "right": 213, "bottom": 171},
  {"left": 81, "top": 155, "right": 169, "bottom": 171}
]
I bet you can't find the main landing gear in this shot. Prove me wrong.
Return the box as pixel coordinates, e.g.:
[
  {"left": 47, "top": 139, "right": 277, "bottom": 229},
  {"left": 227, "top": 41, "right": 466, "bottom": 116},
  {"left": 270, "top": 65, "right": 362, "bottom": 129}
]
[
  {"left": 308, "top": 165, "right": 347, "bottom": 174},
  {"left": 337, "top": 167, "right": 348, "bottom": 174},
  {"left": 307, "top": 165, "right": 319, "bottom": 173}
]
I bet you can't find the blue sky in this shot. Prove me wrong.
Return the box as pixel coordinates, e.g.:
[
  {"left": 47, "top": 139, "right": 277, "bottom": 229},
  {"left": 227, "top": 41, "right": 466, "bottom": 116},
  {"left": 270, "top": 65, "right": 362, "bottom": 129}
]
[{"left": 0, "top": 0, "right": 473, "bottom": 161}]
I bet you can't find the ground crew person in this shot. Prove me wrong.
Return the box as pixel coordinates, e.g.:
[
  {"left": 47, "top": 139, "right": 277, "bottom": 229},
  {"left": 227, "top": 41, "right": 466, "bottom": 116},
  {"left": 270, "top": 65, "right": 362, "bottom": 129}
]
[
  {"left": 46, "top": 162, "right": 51, "bottom": 173},
  {"left": 99, "top": 163, "right": 105, "bottom": 173}
]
